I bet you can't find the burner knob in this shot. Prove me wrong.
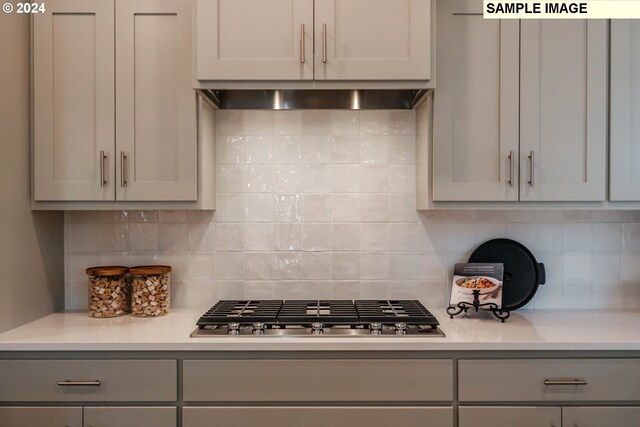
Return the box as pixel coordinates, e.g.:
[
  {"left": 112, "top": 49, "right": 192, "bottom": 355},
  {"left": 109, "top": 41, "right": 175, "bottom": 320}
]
[
  {"left": 311, "top": 322, "right": 324, "bottom": 335},
  {"left": 228, "top": 322, "right": 241, "bottom": 336},
  {"left": 395, "top": 322, "right": 407, "bottom": 335},
  {"left": 370, "top": 322, "right": 383, "bottom": 335},
  {"left": 252, "top": 322, "right": 266, "bottom": 335}
]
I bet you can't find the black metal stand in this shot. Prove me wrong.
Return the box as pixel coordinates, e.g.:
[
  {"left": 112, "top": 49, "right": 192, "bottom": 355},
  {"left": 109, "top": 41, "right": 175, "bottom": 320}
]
[{"left": 446, "top": 289, "right": 510, "bottom": 322}]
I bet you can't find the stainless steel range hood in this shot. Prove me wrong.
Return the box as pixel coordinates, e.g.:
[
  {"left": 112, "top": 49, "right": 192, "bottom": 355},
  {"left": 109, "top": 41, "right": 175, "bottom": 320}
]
[{"left": 197, "top": 89, "right": 430, "bottom": 110}]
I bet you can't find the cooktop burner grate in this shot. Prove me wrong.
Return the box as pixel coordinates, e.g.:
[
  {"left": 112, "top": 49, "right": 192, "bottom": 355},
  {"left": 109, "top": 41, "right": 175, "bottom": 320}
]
[
  {"left": 196, "top": 300, "right": 282, "bottom": 326},
  {"left": 277, "top": 300, "right": 359, "bottom": 326},
  {"left": 355, "top": 300, "right": 439, "bottom": 327}
]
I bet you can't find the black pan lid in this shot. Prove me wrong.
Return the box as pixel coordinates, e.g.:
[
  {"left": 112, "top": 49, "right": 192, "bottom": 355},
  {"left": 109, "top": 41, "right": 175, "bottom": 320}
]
[{"left": 468, "top": 239, "right": 546, "bottom": 310}]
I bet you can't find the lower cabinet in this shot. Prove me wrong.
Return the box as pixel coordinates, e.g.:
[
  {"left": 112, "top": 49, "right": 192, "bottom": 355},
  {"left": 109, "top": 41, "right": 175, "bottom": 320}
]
[
  {"left": 563, "top": 407, "right": 640, "bottom": 427},
  {"left": 84, "top": 406, "right": 177, "bottom": 427},
  {"left": 183, "top": 407, "right": 453, "bottom": 427},
  {"left": 459, "top": 407, "right": 561, "bottom": 427},
  {"left": 0, "top": 407, "right": 82, "bottom": 427},
  {"left": 0, "top": 407, "right": 176, "bottom": 427},
  {"left": 459, "top": 406, "right": 640, "bottom": 427}
]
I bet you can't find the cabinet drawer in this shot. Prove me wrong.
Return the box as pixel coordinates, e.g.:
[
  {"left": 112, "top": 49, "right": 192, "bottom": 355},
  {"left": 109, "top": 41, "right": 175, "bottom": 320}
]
[
  {"left": 0, "top": 360, "right": 177, "bottom": 402},
  {"left": 85, "top": 406, "right": 177, "bottom": 427},
  {"left": 563, "top": 406, "right": 640, "bottom": 427},
  {"left": 459, "top": 359, "right": 640, "bottom": 402},
  {"left": 183, "top": 407, "right": 453, "bottom": 427},
  {"left": 183, "top": 359, "right": 453, "bottom": 402},
  {"left": 0, "top": 407, "right": 82, "bottom": 427},
  {"left": 459, "top": 406, "right": 561, "bottom": 427}
]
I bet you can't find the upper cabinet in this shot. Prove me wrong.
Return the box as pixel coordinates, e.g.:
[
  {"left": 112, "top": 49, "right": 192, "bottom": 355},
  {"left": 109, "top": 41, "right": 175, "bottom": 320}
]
[
  {"left": 610, "top": 20, "right": 640, "bottom": 201},
  {"left": 194, "top": 0, "right": 432, "bottom": 83},
  {"left": 33, "top": 0, "right": 115, "bottom": 201},
  {"left": 519, "top": 20, "right": 607, "bottom": 202},
  {"left": 432, "top": 0, "right": 519, "bottom": 201},
  {"left": 33, "top": 0, "right": 198, "bottom": 203},
  {"left": 195, "top": 0, "right": 314, "bottom": 81},
  {"left": 431, "top": 0, "right": 607, "bottom": 202}
]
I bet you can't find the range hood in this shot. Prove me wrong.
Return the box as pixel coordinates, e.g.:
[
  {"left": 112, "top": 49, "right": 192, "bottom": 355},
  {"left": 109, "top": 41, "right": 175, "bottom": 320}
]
[{"left": 196, "top": 89, "right": 430, "bottom": 110}]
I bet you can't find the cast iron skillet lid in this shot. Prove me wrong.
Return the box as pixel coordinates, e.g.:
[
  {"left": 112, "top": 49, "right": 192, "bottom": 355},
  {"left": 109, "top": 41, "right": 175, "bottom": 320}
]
[{"left": 468, "top": 238, "right": 546, "bottom": 310}]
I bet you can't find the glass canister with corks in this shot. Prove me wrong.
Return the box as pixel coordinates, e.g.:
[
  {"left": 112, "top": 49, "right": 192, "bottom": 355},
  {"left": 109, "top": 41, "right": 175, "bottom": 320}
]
[
  {"left": 129, "top": 265, "right": 171, "bottom": 317},
  {"left": 86, "top": 266, "right": 130, "bottom": 318}
]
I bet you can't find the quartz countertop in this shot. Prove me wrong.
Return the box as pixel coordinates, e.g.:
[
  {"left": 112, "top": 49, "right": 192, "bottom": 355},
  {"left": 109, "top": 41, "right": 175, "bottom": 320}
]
[{"left": 1, "top": 308, "right": 639, "bottom": 352}]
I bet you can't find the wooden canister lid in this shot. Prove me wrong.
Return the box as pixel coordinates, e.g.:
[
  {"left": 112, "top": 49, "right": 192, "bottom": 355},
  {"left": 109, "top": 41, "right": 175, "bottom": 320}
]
[
  {"left": 85, "top": 266, "right": 129, "bottom": 276},
  {"left": 129, "top": 265, "right": 172, "bottom": 275}
]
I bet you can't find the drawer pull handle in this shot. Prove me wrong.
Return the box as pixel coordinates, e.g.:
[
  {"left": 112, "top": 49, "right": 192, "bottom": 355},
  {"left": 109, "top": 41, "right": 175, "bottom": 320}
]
[
  {"left": 544, "top": 378, "right": 587, "bottom": 386},
  {"left": 57, "top": 380, "right": 101, "bottom": 386}
]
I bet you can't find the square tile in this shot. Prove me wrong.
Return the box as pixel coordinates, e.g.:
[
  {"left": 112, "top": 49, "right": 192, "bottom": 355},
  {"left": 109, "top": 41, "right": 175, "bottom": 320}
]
[{"left": 273, "top": 223, "right": 302, "bottom": 251}]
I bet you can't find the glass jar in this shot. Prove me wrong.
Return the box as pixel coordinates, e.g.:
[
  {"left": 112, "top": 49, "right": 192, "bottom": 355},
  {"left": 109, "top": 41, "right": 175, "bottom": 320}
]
[
  {"left": 86, "top": 266, "right": 130, "bottom": 318},
  {"left": 130, "top": 265, "right": 171, "bottom": 317}
]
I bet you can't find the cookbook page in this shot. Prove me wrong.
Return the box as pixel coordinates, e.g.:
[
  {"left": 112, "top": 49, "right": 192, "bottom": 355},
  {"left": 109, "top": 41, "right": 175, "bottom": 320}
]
[{"left": 450, "top": 263, "right": 504, "bottom": 309}]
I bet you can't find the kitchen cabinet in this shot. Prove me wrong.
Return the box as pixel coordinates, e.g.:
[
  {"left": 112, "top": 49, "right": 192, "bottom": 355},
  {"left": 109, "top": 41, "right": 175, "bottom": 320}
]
[
  {"left": 0, "top": 407, "right": 176, "bottom": 427},
  {"left": 183, "top": 359, "right": 453, "bottom": 402},
  {"left": 458, "top": 359, "right": 640, "bottom": 427},
  {"left": 432, "top": 0, "right": 519, "bottom": 201},
  {"left": 459, "top": 406, "right": 640, "bottom": 427},
  {"left": 84, "top": 407, "right": 176, "bottom": 427},
  {"left": 563, "top": 407, "right": 640, "bottom": 427},
  {"left": 33, "top": 0, "right": 197, "bottom": 203},
  {"left": 459, "top": 407, "right": 561, "bottom": 427},
  {"left": 610, "top": 20, "right": 640, "bottom": 201},
  {"left": 195, "top": 0, "right": 431, "bottom": 82},
  {"left": 0, "top": 359, "right": 177, "bottom": 401},
  {"left": 458, "top": 359, "right": 640, "bottom": 402},
  {"left": 183, "top": 407, "right": 453, "bottom": 427},
  {"left": 432, "top": 0, "right": 607, "bottom": 202},
  {"left": 0, "top": 407, "right": 82, "bottom": 427}
]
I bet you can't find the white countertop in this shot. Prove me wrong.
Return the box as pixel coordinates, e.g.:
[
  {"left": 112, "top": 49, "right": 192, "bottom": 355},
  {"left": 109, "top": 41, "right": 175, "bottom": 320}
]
[{"left": 0, "top": 308, "right": 639, "bottom": 352}]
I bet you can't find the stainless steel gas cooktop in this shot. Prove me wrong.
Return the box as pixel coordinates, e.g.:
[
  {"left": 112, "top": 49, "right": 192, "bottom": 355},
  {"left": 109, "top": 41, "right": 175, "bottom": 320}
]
[{"left": 190, "top": 300, "right": 445, "bottom": 337}]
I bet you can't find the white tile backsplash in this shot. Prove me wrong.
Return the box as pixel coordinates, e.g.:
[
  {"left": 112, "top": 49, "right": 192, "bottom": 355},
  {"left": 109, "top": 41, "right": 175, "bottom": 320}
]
[{"left": 65, "top": 110, "right": 640, "bottom": 310}]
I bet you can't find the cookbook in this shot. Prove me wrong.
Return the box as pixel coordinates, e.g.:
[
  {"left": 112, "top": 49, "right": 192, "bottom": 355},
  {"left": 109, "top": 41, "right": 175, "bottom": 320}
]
[{"left": 449, "top": 263, "right": 504, "bottom": 308}]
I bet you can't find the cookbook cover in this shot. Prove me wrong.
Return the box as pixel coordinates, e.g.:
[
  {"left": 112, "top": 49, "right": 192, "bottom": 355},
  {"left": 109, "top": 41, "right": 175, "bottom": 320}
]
[{"left": 449, "top": 263, "right": 504, "bottom": 309}]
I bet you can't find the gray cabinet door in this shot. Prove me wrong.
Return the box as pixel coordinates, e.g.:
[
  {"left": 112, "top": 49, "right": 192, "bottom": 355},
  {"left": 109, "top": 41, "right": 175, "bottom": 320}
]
[
  {"left": 563, "top": 407, "right": 640, "bottom": 427},
  {"left": 459, "top": 407, "right": 561, "bottom": 427},
  {"left": 183, "top": 407, "right": 453, "bottom": 427},
  {"left": 0, "top": 407, "right": 82, "bottom": 427},
  {"left": 519, "top": 20, "right": 607, "bottom": 201},
  {"left": 432, "top": 0, "right": 519, "bottom": 201},
  {"left": 33, "top": 0, "right": 115, "bottom": 201},
  {"left": 610, "top": 20, "right": 640, "bottom": 201},
  {"left": 314, "top": 0, "right": 431, "bottom": 81},
  {"left": 195, "top": 0, "right": 314, "bottom": 81},
  {"left": 183, "top": 359, "right": 453, "bottom": 402},
  {"left": 115, "top": 0, "right": 197, "bottom": 201},
  {"left": 459, "top": 359, "right": 640, "bottom": 402},
  {"left": 84, "top": 407, "right": 177, "bottom": 427},
  {"left": 0, "top": 359, "right": 177, "bottom": 402}
]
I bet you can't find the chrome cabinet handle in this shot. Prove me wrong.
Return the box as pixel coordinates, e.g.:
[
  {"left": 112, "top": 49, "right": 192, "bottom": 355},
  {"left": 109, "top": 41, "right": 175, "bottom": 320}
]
[
  {"left": 300, "top": 23, "right": 305, "bottom": 63},
  {"left": 528, "top": 151, "right": 534, "bottom": 187},
  {"left": 322, "top": 23, "right": 327, "bottom": 63},
  {"left": 99, "top": 151, "right": 107, "bottom": 187},
  {"left": 57, "top": 380, "right": 101, "bottom": 386},
  {"left": 544, "top": 378, "right": 587, "bottom": 386},
  {"left": 120, "top": 151, "right": 127, "bottom": 187},
  {"left": 508, "top": 151, "right": 514, "bottom": 187}
]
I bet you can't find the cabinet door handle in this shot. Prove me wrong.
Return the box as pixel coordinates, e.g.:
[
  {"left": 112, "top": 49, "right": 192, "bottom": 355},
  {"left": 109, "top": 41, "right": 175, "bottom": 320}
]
[
  {"left": 57, "top": 380, "right": 101, "bottom": 386},
  {"left": 99, "top": 151, "right": 107, "bottom": 187},
  {"left": 543, "top": 378, "right": 587, "bottom": 386},
  {"left": 508, "top": 151, "right": 514, "bottom": 187},
  {"left": 528, "top": 151, "right": 534, "bottom": 187},
  {"left": 120, "top": 151, "right": 127, "bottom": 187},
  {"left": 300, "top": 23, "right": 305, "bottom": 63},
  {"left": 322, "top": 23, "right": 328, "bottom": 63}
]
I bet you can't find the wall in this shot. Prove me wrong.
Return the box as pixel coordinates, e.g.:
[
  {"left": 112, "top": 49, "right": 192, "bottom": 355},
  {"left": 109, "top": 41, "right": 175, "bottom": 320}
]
[
  {"left": 65, "top": 111, "right": 640, "bottom": 310},
  {"left": 0, "top": 13, "right": 65, "bottom": 332}
]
